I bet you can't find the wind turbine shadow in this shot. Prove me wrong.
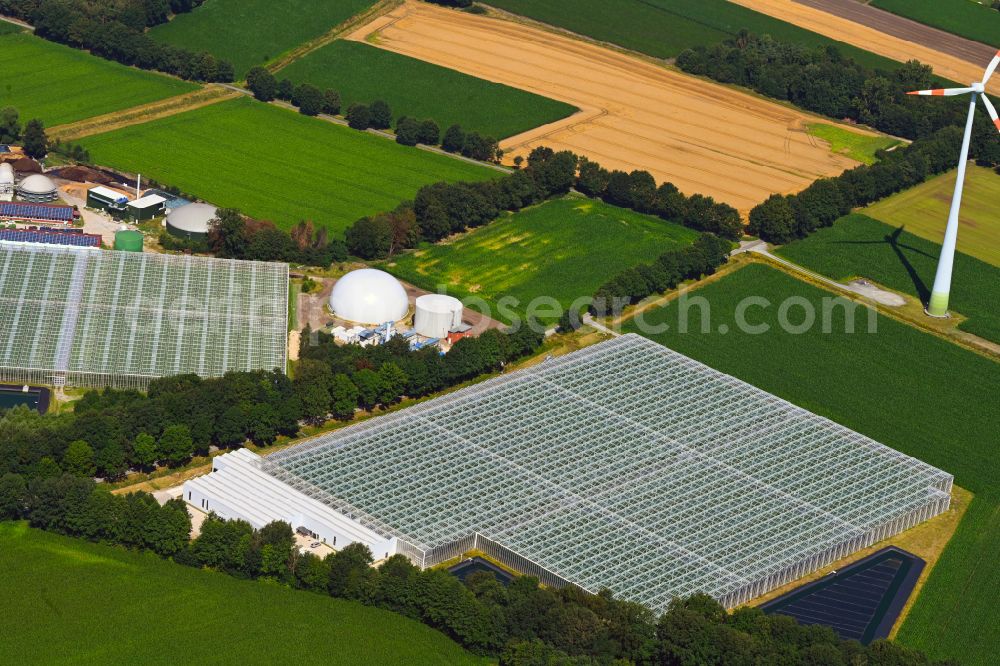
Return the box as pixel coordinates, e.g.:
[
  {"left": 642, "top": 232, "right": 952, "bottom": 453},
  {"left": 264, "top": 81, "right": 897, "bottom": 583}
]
[{"left": 832, "top": 226, "right": 931, "bottom": 301}]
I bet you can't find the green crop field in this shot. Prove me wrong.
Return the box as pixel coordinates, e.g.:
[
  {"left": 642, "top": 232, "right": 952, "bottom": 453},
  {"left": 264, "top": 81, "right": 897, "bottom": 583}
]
[
  {"left": 276, "top": 40, "right": 577, "bottom": 139},
  {"left": 80, "top": 98, "right": 498, "bottom": 234},
  {"left": 149, "top": 0, "right": 376, "bottom": 78},
  {"left": 623, "top": 263, "right": 1000, "bottom": 665},
  {"left": 863, "top": 166, "right": 1000, "bottom": 267},
  {"left": 776, "top": 214, "right": 1000, "bottom": 343},
  {"left": 805, "top": 124, "right": 901, "bottom": 165},
  {"left": 871, "top": 0, "right": 1000, "bottom": 48},
  {"left": 485, "top": 0, "right": 903, "bottom": 70},
  {"left": 0, "top": 522, "right": 486, "bottom": 665},
  {"left": 384, "top": 196, "right": 699, "bottom": 324},
  {"left": 0, "top": 33, "right": 197, "bottom": 127}
]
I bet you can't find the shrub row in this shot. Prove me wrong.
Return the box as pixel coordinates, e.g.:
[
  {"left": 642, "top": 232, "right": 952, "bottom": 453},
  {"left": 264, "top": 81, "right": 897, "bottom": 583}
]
[
  {"left": 0, "top": 326, "right": 542, "bottom": 481},
  {"left": 346, "top": 148, "right": 743, "bottom": 260},
  {"left": 0, "top": 479, "right": 951, "bottom": 664}
]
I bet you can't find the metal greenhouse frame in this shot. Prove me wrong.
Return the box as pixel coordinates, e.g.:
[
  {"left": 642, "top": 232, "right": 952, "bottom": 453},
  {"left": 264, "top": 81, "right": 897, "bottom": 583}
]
[
  {"left": 261, "top": 334, "right": 952, "bottom": 612},
  {"left": 0, "top": 241, "right": 288, "bottom": 390}
]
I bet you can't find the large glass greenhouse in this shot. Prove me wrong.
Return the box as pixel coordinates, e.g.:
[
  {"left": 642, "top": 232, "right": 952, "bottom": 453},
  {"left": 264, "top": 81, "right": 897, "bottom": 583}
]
[
  {"left": 261, "top": 334, "right": 952, "bottom": 611},
  {"left": 0, "top": 242, "right": 288, "bottom": 390}
]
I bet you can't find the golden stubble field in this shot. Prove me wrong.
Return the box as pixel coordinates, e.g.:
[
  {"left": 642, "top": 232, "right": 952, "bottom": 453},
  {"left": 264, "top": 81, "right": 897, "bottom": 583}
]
[{"left": 348, "top": 1, "right": 878, "bottom": 212}]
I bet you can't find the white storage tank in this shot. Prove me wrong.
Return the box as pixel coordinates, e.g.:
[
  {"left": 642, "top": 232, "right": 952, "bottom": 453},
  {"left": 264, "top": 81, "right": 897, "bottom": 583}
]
[
  {"left": 0, "top": 163, "right": 13, "bottom": 201},
  {"left": 414, "top": 294, "right": 463, "bottom": 339}
]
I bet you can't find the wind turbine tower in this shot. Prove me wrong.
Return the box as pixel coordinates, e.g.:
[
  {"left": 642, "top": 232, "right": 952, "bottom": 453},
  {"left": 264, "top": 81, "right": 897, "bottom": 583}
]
[{"left": 907, "top": 50, "right": 1000, "bottom": 317}]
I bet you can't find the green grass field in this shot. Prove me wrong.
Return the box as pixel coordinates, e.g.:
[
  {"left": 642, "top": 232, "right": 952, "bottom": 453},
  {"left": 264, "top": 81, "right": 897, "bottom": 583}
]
[
  {"left": 776, "top": 214, "right": 1000, "bottom": 343},
  {"left": 0, "top": 18, "right": 22, "bottom": 35},
  {"left": 276, "top": 40, "right": 577, "bottom": 139},
  {"left": 863, "top": 165, "right": 1000, "bottom": 267},
  {"left": 0, "top": 522, "right": 486, "bottom": 665},
  {"left": 80, "top": 97, "right": 498, "bottom": 234},
  {"left": 0, "top": 33, "right": 197, "bottom": 127},
  {"left": 149, "top": 0, "right": 376, "bottom": 78},
  {"left": 384, "top": 196, "right": 699, "bottom": 323},
  {"left": 871, "top": 0, "right": 1000, "bottom": 47},
  {"left": 485, "top": 0, "right": 903, "bottom": 70},
  {"left": 805, "top": 124, "right": 901, "bottom": 165},
  {"left": 623, "top": 263, "right": 1000, "bottom": 665}
]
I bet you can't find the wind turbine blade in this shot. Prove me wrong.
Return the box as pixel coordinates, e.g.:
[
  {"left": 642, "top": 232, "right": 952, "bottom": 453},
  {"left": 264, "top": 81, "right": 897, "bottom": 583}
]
[
  {"left": 906, "top": 87, "right": 976, "bottom": 96},
  {"left": 982, "top": 49, "right": 1000, "bottom": 85},
  {"left": 981, "top": 93, "right": 1000, "bottom": 132}
]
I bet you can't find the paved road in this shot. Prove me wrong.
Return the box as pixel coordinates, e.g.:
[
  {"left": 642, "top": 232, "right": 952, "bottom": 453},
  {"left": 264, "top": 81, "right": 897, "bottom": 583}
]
[{"left": 796, "top": 0, "right": 996, "bottom": 64}]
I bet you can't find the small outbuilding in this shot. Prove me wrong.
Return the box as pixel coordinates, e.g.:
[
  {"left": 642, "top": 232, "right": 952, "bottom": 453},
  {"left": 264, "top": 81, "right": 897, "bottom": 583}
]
[
  {"left": 127, "top": 194, "right": 166, "bottom": 221},
  {"left": 165, "top": 202, "right": 217, "bottom": 239},
  {"left": 86, "top": 185, "right": 130, "bottom": 214},
  {"left": 17, "top": 173, "right": 58, "bottom": 203}
]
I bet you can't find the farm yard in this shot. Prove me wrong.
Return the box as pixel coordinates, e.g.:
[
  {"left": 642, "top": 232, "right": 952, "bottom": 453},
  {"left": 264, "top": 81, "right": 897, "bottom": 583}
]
[
  {"left": 777, "top": 214, "right": 1000, "bottom": 343},
  {"left": 149, "top": 0, "right": 377, "bottom": 77},
  {"left": 80, "top": 97, "right": 498, "bottom": 234},
  {"left": 862, "top": 166, "right": 1000, "bottom": 267},
  {"left": 0, "top": 522, "right": 487, "bottom": 665},
  {"left": 0, "top": 33, "right": 197, "bottom": 127},
  {"left": 870, "top": 0, "right": 1000, "bottom": 47},
  {"left": 483, "top": 0, "right": 900, "bottom": 70},
  {"left": 384, "top": 196, "right": 699, "bottom": 324},
  {"left": 623, "top": 262, "right": 1000, "bottom": 664},
  {"left": 350, "top": 1, "right": 880, "bottom": 212},
  {"left": 275, "top": 40, "right": 577, "bottom": 140}
]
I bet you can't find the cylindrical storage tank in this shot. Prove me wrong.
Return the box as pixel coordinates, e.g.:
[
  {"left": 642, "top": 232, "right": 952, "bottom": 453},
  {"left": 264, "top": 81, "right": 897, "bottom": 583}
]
[
  {"left": 329, "top": 268, "right": 409, "bottom": 325},
  {"left": 165, "top": 203, "right": 217, "bottom": 239},
  {"left": 113, "top": 230, "right": 144, "bottom": 252},
  {"left": 16, "top": 173, "right": 58, "bottom": 202},
  {"left": 0, "top": 163, "right": 13, "bottom": 185},
  {"left": 414, "top": 294, "right": 463, "bottom": 339}
]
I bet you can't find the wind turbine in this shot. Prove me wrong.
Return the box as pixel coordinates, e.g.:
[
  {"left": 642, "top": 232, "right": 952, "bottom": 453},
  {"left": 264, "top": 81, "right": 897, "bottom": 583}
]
[{"left": 906, "top": 50, "right": 1000, "bottom": 317}]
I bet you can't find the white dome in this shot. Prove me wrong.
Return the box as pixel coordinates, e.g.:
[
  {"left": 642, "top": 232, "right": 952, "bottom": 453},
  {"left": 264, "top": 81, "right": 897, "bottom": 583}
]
[
  {"left": 329, "top": 269, "right": 409, "bottom": 325},
  {"left": 414, "top": 294, "right": 463, "bottom": 339},
  {"left": 17, "top": 173, "right": 56, "bottom": 195},
  {"left": 167, "top": 203, "right": 217, "bottom": 234}
]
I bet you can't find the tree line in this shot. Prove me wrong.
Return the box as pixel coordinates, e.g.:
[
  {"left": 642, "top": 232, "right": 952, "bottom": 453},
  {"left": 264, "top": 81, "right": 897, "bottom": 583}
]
[
  {"left": 346, "top": 147, "right": 743, "bottom": 261},
  {"left": 587, "top": 233, "right": 733, "bottom": 318},
  {"left": 748, "top": 124, "right": 968, "bottom": 243},
  {"left": 0, "top": 479, "right": 952, "bottom": 665},
  {"left": 6, "top": 0, "right": 234, "bottom": 83},
  {"left": 245, "top": 66, "right": 502, "bottom": 162},
  {"left": 0, "top": 327, "right": 542, "bottom": 482}
]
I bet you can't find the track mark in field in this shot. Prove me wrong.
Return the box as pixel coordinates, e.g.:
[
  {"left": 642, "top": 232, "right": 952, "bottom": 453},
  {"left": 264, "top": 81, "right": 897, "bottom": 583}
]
[{"left": 49, "top": 85, "right": 240, "bottom": 141}]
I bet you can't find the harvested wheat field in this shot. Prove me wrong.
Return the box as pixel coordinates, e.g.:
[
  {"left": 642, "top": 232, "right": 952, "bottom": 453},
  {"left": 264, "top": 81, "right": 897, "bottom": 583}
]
[
  {"left": 349, "top": 1, "right": 878, "bottom": 211},
  {"left": 728, "top": 0, "right": 1000, "bottom": 96}
]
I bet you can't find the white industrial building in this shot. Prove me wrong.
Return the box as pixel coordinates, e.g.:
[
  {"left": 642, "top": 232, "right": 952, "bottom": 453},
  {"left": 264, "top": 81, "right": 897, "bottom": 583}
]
[
  {"left": 328, "top": 268, "right": 409, "bottom": 325},
  {"left": 182, "top": 335, "right": 952, "bottom": 612},
  {"left": 184, "top": 449, "right": 396, "bottom": 558},
  {"left": 0, "top": 163, "right": 13, "bottom": 201},
  {"left": 414, "top": 294, "right": 463, "bottom": 339},
  {"left": 16, "top": 173, "right": 58, "bottom": 202}
]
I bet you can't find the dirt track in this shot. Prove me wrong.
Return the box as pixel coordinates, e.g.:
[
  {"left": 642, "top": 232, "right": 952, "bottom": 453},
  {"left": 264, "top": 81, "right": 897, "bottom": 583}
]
[
  {"left": 348, "top": 1, "right": 873, "bottom": 212},
  {"left": 730, "top": 0, "right": 1000, "bottom": 95}
]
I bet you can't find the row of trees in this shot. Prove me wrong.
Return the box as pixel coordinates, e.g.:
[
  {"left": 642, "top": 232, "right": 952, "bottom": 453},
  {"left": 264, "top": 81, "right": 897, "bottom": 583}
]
[
  {"left": 23, "top": 0, "right": 233, "bottom": 82},
  {"left": 0, "top": 325, "right": 543, "bottom": 482},
  {"left": 0, "top": 472, "right": 951, "bottom": 665},
  {"left": 0, "top": 107, "right": 48, "bottom": 159},
  {"left": 589, "top": 233, "right": 733, "bottom": 317},
  {"left": 346, "top": 147, "right": 742, "bottom": 261},
  {"left": 204, "top": 208, "right": 348, "bottom": 266},
  {"left": 245, "top": 67, "right": 501, "bottom": 159},
  {"left": 748, "top": 124, "right": 965, "bottom": 243}
]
